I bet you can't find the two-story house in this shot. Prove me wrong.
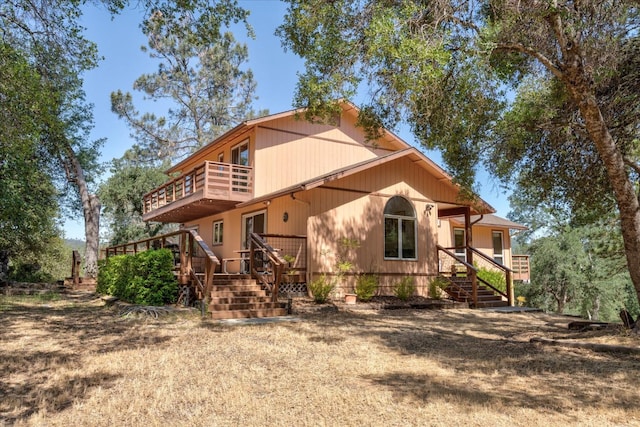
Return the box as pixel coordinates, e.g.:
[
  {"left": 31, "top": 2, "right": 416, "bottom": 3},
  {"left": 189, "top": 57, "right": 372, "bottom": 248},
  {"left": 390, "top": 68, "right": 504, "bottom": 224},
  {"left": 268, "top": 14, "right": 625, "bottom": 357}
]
[{"left": 108, "top": 102, "right": 529, "bottom": 318}]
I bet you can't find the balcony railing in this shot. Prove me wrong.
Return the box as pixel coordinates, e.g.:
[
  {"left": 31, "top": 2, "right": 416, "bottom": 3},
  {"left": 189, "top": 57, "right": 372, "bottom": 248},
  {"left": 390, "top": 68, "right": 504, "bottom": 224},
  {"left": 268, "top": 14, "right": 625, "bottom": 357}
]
[
  {"left": 142, "top": 161, "right": 253, "bottom": 222},
  {"left": 512, "top": 254, "right": 530, "bottom": 282}
]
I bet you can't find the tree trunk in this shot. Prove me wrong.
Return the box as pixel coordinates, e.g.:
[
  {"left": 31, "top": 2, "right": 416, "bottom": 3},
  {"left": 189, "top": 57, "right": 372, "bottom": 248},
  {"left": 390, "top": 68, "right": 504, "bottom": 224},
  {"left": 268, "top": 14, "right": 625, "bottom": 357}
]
[
  {"left": 67, "top": 146, "right": 101, "bottom": 278},
  {"left": 572, "top": 91, "right": 640, "bottom": 309},
  {"left": 0, "top": 250, "right": 9, "bottom": 282}
]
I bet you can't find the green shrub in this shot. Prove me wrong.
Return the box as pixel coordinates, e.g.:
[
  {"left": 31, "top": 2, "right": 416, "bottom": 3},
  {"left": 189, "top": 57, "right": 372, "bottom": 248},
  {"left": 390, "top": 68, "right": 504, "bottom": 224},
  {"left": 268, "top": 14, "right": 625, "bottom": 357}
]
[
  {"left": 477, "top": 266, "right": 506, "bottom": 293},
  {"left": 97, "top": 249, "right": 177, "bottom": 305},
  {"left": 394, "top": 276, "right": 416, "bottom": 301},
  {"left": 429, "top": 276, "right": 450, "bottom": 300},
  {"left": 354, "top": 274, "right": 378, "bottom": 301},
  {"left": 8, "top": 263, "right": 54, "bottom": 283},
  {"left": 309, "top": 275, "right": 334, "bottom": 304}
]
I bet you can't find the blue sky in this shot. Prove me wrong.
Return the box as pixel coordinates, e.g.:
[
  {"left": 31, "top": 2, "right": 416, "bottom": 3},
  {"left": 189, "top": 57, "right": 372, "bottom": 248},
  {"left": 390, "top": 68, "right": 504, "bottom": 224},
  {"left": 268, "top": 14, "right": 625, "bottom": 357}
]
[{"left": 65, "top": 0, "right": 511, "bottom": 239}]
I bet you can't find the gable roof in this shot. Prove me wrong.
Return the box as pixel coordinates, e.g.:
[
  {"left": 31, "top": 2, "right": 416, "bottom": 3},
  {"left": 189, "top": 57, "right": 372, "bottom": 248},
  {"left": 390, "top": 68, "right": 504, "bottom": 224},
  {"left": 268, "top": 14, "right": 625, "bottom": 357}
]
[
  {"left": 166, "top": 101, "right": 410, "bottom": 174},
  {"left": 237, "top": 147, "right": 495, "bottom": 215}
]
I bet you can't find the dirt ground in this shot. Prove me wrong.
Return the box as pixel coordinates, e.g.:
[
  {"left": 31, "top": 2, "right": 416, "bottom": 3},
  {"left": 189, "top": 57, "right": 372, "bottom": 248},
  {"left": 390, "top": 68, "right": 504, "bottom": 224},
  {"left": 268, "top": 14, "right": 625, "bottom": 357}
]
[{"left": 1, "top": 291, "right": 639, "bottom": 426}]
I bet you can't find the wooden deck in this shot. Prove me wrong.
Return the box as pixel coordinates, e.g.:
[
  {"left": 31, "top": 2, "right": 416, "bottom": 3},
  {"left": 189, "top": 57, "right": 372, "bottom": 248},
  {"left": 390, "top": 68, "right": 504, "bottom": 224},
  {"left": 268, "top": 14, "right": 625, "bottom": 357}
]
[{"left": 142, "top": 161, "right": 253, "bottom": 223}]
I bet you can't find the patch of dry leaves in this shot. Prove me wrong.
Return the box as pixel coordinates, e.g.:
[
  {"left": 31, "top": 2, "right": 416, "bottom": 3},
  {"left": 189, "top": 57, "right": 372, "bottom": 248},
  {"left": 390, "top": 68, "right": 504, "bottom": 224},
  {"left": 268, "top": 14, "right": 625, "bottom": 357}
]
[{"left": 1, "top": 292, "right": 639, "bottom": 427}]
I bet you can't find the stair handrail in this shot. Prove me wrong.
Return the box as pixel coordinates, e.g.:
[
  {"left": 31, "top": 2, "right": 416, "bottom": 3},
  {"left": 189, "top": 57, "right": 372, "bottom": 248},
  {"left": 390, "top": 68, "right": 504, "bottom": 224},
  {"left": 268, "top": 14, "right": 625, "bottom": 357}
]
[
  {"left": 468, "top": 247, "right": 514, "bottom": 306},
  {"left": 437, "top": 244, "right": 480, "bottom": 306},
  {"left": 249, "top": 232, "right": 286, "bottom": 302}
]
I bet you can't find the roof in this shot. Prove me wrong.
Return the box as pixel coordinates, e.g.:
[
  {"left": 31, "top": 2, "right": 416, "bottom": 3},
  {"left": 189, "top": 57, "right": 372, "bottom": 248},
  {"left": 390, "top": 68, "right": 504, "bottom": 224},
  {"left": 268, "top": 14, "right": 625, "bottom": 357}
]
[
  {"left": 450, "top": 214, "right": 528, "bottom": 230},
  {"left": 237, "top": 147, "right": 496, "bottom": 215}
]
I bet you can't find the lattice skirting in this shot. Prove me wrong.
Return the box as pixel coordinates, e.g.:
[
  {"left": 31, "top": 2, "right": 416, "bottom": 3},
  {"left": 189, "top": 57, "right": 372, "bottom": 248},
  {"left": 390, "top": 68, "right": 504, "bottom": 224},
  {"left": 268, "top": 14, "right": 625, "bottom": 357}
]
[{"left": 279, "top": 282, "right": 307, "bottom": 297}]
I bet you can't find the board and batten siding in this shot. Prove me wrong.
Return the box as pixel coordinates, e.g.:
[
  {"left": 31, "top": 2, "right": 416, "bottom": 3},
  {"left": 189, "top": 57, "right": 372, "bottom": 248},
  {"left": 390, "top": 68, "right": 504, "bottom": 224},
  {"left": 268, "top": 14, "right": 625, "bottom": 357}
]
[
  {"left": 183, "top": 193, "right": 309, "bottom": 272},
  {"left": 253, "top": 115, "right": 396, "bottom": 196},
  {"left": 304, "top": 158, "right": 451, "bottom": 297}
]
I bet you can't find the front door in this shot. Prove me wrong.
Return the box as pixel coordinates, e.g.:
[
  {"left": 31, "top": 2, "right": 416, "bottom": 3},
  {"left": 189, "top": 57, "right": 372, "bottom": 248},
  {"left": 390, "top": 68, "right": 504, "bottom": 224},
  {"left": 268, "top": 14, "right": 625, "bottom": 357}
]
[{"left": 241, "top": 210, "right": 266, "bottom": 249}]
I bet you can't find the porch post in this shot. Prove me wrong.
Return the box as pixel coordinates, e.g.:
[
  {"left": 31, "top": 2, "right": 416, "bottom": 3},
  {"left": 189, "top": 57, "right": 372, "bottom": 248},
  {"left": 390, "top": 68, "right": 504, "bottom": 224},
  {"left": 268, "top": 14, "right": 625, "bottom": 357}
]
[{"left": 464, "top": 207, "right": 477, "bottom": 307}]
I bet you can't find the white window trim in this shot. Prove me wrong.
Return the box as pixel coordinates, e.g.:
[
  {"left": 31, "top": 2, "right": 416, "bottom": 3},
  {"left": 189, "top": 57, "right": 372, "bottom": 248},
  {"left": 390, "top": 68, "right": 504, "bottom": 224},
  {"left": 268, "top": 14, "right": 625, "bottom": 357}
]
[
  {"left": 212, "top": 220, "right": 223, "bottom": 246},
  {"left": 492, "top": 230, "right": 504, "bottom": 265},
  {"left": 453, "top": 228, "right": 466, "bottom": 263},
  {"left": 231, "top": 139, "right": 250, "bottom": 166},
  {"left": 383, "top": 196, "right": 418, "bottom": 261}
]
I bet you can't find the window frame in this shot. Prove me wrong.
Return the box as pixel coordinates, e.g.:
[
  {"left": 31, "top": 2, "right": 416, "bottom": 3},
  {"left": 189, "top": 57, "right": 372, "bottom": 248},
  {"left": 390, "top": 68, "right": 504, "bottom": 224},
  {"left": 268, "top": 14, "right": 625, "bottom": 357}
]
[
  {"left": 492, "top": 230, "right": 504, "bottom": 265},
  {"left": 453, "top": 228, "right": 466, "bottom": 263},
  {"left": 212, "top": 220, "right": 223, "bottom": 246},
  {"left": 383, "top": 196, "right": 418, "bottom": 261},
  {"left": 231, "top": 139, "right": 250, "bottom": 166}
]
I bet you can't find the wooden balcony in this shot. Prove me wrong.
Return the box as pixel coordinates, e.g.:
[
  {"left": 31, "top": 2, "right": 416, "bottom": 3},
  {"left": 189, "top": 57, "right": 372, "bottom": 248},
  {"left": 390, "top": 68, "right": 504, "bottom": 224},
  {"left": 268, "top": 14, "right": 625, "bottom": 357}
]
[
  {"left": 142, "top": 161, "right": 253, "bottom": 223},
  {"left": 512, "top": 254, "right": 530, "bottom": 282}
]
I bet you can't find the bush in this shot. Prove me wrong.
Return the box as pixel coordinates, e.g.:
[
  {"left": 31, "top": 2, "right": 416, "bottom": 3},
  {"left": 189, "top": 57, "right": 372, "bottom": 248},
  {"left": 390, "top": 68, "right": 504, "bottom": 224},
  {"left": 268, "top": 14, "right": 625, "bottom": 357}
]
[
  {"left": 477, "top": 266, "right": 506, "bottom": 293},
  {"left": 354, "top": 274, "right": 378, "bottom": 301},
  {"left": 394, "top": 276, "right": 416, "bottom": 301},
  {"left": 429, "top": 276, "right": 450, "bottom": 300},
  {"left": 309, "top": 275, "right": 334, "bottom": 304},
  {"left": 8, "top": 263, "right": 54, "bottom": 283},
  {"left": 97, "top": 249, "right": 177, "bottom": 305}
]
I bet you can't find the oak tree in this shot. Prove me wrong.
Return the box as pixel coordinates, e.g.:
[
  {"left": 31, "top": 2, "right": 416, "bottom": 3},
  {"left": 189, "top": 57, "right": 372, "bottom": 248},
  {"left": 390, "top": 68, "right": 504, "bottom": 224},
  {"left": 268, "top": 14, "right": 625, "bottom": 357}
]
[{"left": 278, "top": 0, "right": 640, "bottom": 307}]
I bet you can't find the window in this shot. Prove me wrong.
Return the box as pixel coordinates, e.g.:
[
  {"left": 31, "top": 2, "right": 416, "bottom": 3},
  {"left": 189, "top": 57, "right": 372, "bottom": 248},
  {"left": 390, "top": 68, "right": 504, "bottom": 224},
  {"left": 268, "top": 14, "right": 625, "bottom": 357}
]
[
  {"left": 454, "top": 228, "right": 466, "bottom": 262},
  {"left": 492, "top": 231, "right": 504, "bottom": 265},
  {"left": 231, "top": 140, "right": 249, "bottom": 166},
  {"left": 217, "top": 152, "right": 225, "bottom": 176},
  {"left": 384, "top": 196, "right": 417, "bottom": 260},
  {"left": 213, "top": 221, "right": 223, "bottom": 245}
]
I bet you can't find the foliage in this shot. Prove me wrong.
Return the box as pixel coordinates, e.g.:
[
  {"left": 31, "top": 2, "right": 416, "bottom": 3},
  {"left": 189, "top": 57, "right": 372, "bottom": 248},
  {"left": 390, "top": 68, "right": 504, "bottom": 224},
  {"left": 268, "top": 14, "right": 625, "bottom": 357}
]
[
  {"left": 476, "top": 266, "right": 506, "bottom": 294},
  {"left": 110, "top": 6, "right": 261, "bottom": 163},
  {"left": 97, "top": 249, "right": 177, "bottom": 305},
  {"left": 278, "top": 0, "right": 640, "bottom": 308},
  {"left": 428, "top": 276, "right": 449, "bottom": 300},
  {"left": 394, "top": 277, "right": 416, "bottom": 301},
  {"left": 7, "top": 236, "right": 72, "bottom": 282},
  {"left": 99, "top": 149, "right": 172, "bottom": 245},
  {"left": 0, "top": 43, "right": 61, "bottom": 278},
  {"left": 354, "top": 274, "right": 378, "bottom": 301},
  {"left": 309, "top": 275, "right": 334, "bottom": 304},
  {"left": 522, "top": 223, "right": 637, "bottom": 321}
]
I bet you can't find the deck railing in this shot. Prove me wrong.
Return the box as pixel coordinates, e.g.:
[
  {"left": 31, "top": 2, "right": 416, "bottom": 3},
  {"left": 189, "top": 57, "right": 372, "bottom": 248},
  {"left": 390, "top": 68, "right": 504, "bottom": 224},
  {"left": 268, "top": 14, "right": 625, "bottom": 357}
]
[
  {"left": 142, "top": 161, "right": 253, "bottom": 214},
  {"left": 512, "top": 254, "right": 530, "bottom": 282}
]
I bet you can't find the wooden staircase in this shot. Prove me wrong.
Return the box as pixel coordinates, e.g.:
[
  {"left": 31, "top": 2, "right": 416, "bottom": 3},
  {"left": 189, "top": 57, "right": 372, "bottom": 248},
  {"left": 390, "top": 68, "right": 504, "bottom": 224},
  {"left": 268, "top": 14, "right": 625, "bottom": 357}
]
[
  {"left": 207, "top": 277, "right": 288, "bottom": 320},
  {"left": 445, "top": 276, "right": 508, "bottom": 308}
]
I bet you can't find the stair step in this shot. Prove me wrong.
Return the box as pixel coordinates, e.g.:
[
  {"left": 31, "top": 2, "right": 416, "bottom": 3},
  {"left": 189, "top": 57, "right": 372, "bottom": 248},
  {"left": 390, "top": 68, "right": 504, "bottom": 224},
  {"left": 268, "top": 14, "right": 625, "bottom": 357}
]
[
  {"left": 210, "top": 307, "right": 288, "bottom": 320},
  {"left": 209, "top": 296, "right": 272, "bottom": 304},
  {"left": 211, "top": 290, "right": 267, "bottom": 298},
  {"left": 475, "top": 300, "right": 510, "bottom": 308},
  {"left": 211, "top": 284, "right": 265, "bottom": 292},
  {"left": 209, "top": 301, "right": 285, "bottom": 311}
]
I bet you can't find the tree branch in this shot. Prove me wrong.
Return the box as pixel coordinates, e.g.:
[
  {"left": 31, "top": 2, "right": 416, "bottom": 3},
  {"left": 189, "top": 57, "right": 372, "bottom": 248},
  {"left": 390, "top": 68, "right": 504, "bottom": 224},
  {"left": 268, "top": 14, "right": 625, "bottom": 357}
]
[
  {"left": 494, "top": 42, "right": 564, "bottom": 80},
  {"left": 624, "top": 156, "right": 640, "bottom": 176}
]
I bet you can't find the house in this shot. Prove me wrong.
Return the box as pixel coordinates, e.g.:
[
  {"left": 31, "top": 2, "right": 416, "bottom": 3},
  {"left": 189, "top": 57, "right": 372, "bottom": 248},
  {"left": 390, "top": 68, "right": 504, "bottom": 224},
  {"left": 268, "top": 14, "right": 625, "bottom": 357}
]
[{"left": 106, "top": 102, "right": 529, "bottom": 318}]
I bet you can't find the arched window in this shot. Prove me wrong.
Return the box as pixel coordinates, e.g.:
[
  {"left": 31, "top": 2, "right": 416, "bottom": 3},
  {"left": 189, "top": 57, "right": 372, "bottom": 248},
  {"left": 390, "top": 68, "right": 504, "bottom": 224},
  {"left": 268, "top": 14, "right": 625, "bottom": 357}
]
[{"left": 384, "top": 196, "right": 417, "bottom": 260}]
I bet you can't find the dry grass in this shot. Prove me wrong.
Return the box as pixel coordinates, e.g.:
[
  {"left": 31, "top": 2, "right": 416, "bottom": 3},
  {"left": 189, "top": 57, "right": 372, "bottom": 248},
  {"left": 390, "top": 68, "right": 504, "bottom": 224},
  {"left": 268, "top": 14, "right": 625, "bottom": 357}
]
[{"left": 1, "top": 292, "right": 640, "bottom": 427}]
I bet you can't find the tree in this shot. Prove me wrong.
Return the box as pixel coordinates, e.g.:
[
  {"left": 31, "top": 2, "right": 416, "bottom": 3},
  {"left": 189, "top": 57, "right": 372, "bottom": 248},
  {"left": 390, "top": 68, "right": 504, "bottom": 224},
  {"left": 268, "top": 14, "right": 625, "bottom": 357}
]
[
  {"left": 2, "top": 0, "right": 251, "bottom": 277},
  {"left": 277, "top": 1, "right": 640, "bottom": 309},
  {"left": 2, "top": 0, "right": 108, "bottom": 278},
  {"left": 522, "top": 222, "right": 636, "bottom": 321},
  {"left": 99, "top": 148, "right": 171, "bottom": 245},
  {"left": 0, "top": 43, "right": 60, "bottom": 280},
  {"left": 104, "top": 2, "right": 264, "bottom": 242},
  {"left": 110, "top": 7, "right": 260, "bottom": 163}
]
